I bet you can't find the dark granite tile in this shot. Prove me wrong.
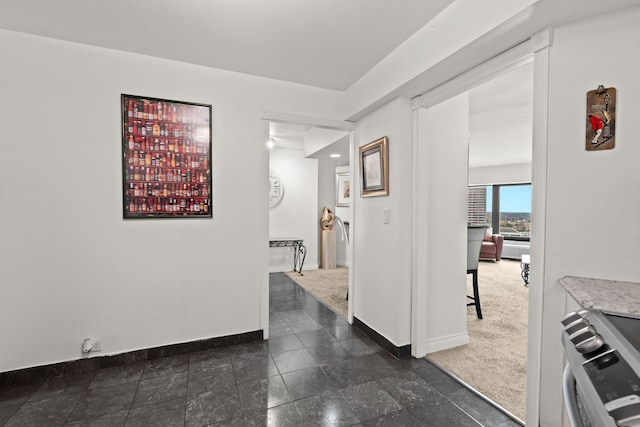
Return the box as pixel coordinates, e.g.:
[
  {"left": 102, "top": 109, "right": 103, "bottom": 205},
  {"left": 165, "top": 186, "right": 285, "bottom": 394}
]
[
  {"left": 89, "top": 362, "right": 145, "bottom": 389},
  {"left": 321, "top": 357, "right": 377, "bottom": 387},
  {"left": 132, "top": 371, "right": 188, "bottom": 407},
  {"left": 399, "top": 357, "right": 432, "bottom": 370},
  {"left": 67, "top": 382, "right": 138, "bottom": 422},
  {"left": 185, "top": 384, "right": 242, "bottom": 426},
  {"left": 314, "top": 312, "right": 349, "bottom": 328},
  {"left": 236, "top": 375, "right": 292, "bottom": 412},
  {"left": 268, "top": 322, "right": 295, "bottom": 338},
  {"left": 5, "top": 392, "right": 81, "bottom": 427},
  {"left": 353, "top": 353, "right": 406, "bottom": 381},
  {"left": 62, "top": 358, "right": 101, "bottom": 376},
  {"left": 28, "top": 372, "right": 96, "bottom": 402},
  {"left": 0, "top": 364, "right": 63, "bottom": 388},
  {"left": 338, "top": 337, "right": 379, "bottom": 357},
  {"left": 243, "top": 402, "right": 303, "bottom": 427},
  {"left": 187, "top": 364, "right": 236, "bottom": 396},
  {"left": 326, "top": 325, "right": 367, "bottom": 342},
  {"left": 147, "top": 342, "right": 191, "bottom": 359},
  {"left": 0, "top": 405, "right": 18, "bottom": 425},
  {"left": 100, "top": 350, "right": 148, "bottom": 368},
  {"left": 377, "top": 372, "right": 478, "bottom": 426},
  {"left": 376, "top": 371, "right": 440, "bottom": 407},
  {"left": 498, "top": 417, "right": 525, "bottom": 426},
  {"left": 142, "top": 354, "right": 190, "bottom": 380},
  {"left": 340, "top": 380, "right": 402, "bottom": 422},
  {"left": 285, "top": 317, "right": 322, "bottom": 334},
  {"left": 281, "top": 367, "right": 342, "bottom": 401},
  {"left": 228, "top": 342, "right": 270, "bottom": 360},
  {"left": 63, "top": 409, "right": 128, "bottom": 427},
  {"left": 412, "top": 361, "right": 464, "bottom": 395},
  {"left": 270, "top": 300, "right": 305, "bottom": 312},
  {"left": 210, "top": 416, "right": 245, "bottom": 426},
  {"left": 125, "top": 397, "right": 185, "bottom": 427},
  {"left": 360, "top": 409, "right": 423, "bottom": 427},
  {"left": 0, "top": 383, "right": 40, "bottom": 408},
  {"left": 296, "top": 328, "right": 337, "bottom": 348},
  {"left": 231, "top": 355, "right": 279, "bottom": 383},
  {"left": 189, "top": 347, "right": 230, "bottom": 364},
  {"left": 304, "top": 341, "right": 354, "bottom": 365},
  {"left": 446, "top": 388, "right": 511, "bottom": 426},
  {"left": 189, "top": 349, "right": 232, "bottom": 377},
  {"left": 267, "top": 334, "right": 305, "bottom": 353},
  {"left": 272, "top": 348, "right": 320, "bottom": 374},
  {"left": 294, "top": 390, "right": 360, "bottom": 426}
]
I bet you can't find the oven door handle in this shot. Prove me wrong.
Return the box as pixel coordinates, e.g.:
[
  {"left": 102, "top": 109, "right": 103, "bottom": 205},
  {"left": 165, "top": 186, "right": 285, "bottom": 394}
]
[{"left": 563, "top": 364, "right": 586, "bottom": 427}]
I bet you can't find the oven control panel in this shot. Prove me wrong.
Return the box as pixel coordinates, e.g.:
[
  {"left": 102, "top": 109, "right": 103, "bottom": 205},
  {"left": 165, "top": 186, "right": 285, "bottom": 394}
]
[{"left": 562, "top": 309, "right": 640, "bottom": 427}]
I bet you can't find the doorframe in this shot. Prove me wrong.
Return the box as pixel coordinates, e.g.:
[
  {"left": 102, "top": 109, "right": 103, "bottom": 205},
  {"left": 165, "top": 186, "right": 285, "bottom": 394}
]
[
  {"left": 260, "top": 111, "right": 357, "bottom": 335},
  {"left": 410, "top": 28, "right": 552, "bottom": 427}
]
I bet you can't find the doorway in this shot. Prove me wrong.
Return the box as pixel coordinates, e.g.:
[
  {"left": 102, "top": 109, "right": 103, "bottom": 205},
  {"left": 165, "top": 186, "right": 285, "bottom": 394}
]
[
  {"left": 262, "top": 113, "right": 356, "bottom": 323},
  {"left": 410, "top": 30, "right": 551, "bottom": 427},
  {"left": 425, "top": 62, "right": 533, "bottom": 422}
]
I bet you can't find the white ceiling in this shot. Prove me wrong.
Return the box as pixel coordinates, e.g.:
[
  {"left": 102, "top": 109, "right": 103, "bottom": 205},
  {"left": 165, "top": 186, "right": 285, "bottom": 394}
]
[
  {"left": 0, "top": 0, "right": 454, "bottom": 91},
  {"left": 4, "top": 1, "right": 634, "bottom": 168}
]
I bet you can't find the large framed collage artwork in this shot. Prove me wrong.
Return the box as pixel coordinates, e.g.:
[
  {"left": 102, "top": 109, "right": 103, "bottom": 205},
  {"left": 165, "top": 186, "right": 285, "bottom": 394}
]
[{"left": 121, "top": 94, "right": 212, "bottom": 219}]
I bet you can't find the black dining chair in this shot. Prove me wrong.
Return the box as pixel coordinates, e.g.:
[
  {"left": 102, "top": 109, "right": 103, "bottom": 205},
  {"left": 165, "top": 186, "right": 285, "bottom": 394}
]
[{"left": 467, "top": 225, "right": 488, "bottom": 319}]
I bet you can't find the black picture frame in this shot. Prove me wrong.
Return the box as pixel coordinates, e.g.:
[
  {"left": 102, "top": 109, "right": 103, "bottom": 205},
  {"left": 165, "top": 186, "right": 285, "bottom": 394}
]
[{"left": 121, "top": 94, "right": 212, "bottom": 218}]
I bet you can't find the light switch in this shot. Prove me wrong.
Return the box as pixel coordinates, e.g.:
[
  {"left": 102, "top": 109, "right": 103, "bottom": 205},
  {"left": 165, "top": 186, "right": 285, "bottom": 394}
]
[{"left": 383, "top": 208, "right": 390, "bottom": 224}]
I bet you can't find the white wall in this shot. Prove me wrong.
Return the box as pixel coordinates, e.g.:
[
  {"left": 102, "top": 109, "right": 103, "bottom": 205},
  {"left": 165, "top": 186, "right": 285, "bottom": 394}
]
[
  {"left": 540, "top": 7, "right": 640, "bottom": 426},
  {"left": 269, "top": 148, "right": 319, "bottom": 271},
  {"left": 353, "top": 98, "right": 413, "bottom": 347},
  {"left": 422, "top": 93, "right": 471, "bottom": 352},
  {"left": 0, "top": 29, "right": 343, "bottom": 372}
]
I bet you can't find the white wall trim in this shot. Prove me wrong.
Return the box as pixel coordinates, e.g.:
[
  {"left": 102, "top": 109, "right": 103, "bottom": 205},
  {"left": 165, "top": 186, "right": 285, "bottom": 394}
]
[
  {"left": 260, "top": 120, "right": 271, "bottom": 340},
  {"left": 411, "top": 39, "right": 533, "bottom": 111},
  {"left": 347, "top": 131, "right": 356, "bottom": 324},
  {"left": 411, "top": 107, "right": 429, "bottom": 357},
  {"left": 525, "top": 27, "right": 552, "bottom": 427},
  {"left": 423, "top": 332, "right": 470, "bottom": 354}
]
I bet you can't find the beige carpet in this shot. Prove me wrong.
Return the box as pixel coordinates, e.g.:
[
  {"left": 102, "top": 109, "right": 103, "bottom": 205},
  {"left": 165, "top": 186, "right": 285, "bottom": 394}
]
[
  {"left": 428, "top": 259, "right": 528, "bottom": 421},
  {"left": 286, "top": 267, "right": 349, "bottom": 318},
  {"left": 285, "top": 260, "right": 527, "bottom": 421}
]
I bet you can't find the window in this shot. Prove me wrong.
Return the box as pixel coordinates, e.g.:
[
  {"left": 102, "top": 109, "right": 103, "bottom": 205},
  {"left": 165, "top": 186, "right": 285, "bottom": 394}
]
[{"left": 468, "top": 183, "right": 531, "bottom": 241}]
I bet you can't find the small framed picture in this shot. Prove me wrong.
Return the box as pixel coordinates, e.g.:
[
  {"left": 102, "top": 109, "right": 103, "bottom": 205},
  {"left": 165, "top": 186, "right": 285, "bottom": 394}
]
[
  {"left": 359, "top": 136, "right": 389, "bottom": 197},
  {"left": 336, "top": 172, "right": 350, "bottom": 207}
]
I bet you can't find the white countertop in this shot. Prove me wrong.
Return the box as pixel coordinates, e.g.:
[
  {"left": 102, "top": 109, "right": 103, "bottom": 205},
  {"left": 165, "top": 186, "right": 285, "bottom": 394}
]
[{"left": 559, "top": 276, "right": 640, "bottom": 315}]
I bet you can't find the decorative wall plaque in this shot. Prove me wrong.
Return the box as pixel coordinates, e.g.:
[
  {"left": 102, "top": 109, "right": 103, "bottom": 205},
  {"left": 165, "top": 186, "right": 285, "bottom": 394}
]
[
  {"left": 586, "top": 85, "right": 616, "bottom": 151},
  {"left": 269, "top": 169, "right": 284, "bottom": 208}
]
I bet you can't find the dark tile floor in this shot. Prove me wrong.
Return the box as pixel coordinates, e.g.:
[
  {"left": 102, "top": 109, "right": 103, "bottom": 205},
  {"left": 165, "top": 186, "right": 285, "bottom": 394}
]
[{"left": 0, "top": 273, "right": 523, "bottom": 426}]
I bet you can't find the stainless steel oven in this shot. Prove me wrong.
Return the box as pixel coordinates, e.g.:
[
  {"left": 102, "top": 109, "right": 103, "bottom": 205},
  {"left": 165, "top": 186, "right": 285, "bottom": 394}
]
[{"left": 561, "top": 309, "right": 640, "bottom": 426}]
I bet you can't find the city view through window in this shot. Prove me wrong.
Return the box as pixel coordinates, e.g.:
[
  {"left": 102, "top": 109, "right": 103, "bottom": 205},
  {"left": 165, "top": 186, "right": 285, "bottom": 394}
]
[{"left": 468, "top": 184, "right": 531, "bottom": 240}]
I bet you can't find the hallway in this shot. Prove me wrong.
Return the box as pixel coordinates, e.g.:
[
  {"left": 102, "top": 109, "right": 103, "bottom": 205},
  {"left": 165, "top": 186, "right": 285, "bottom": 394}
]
[{"left": 0, "top": 274, "right": 520, "bottom": 426}]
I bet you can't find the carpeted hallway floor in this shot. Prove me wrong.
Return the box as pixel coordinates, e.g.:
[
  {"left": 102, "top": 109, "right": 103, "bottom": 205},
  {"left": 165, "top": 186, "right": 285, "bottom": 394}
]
[{"left": 287, "top": 259, "right": 528, "bottom": 422}]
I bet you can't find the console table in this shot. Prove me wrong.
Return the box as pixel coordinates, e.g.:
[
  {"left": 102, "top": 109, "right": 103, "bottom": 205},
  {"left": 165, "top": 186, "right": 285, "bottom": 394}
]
[{"left": 269, "top": 238, "right": 307, "bottom": 275}]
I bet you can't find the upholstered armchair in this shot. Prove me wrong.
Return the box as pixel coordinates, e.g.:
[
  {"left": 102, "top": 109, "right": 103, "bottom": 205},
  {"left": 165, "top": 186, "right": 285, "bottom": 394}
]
[{"left": 479, "top": 231, "right": 504, "bottom": 261}]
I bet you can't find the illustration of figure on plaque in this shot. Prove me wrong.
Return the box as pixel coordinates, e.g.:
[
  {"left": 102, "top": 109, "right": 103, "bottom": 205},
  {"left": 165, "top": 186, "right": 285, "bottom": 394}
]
[{"left": 586, "top": 85, "right": 616, "bottom": 151}]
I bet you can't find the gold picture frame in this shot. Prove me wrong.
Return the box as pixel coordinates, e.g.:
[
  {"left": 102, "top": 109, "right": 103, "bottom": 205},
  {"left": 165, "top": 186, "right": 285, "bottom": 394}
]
[{"left": 359, "top": 136, "right": 389, "bottom": 197}]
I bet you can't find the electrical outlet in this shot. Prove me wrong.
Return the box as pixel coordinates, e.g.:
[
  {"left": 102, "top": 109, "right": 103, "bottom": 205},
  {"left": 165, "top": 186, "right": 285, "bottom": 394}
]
[{"left": 91, "top": 340, "right": 102, "bottom": 352}]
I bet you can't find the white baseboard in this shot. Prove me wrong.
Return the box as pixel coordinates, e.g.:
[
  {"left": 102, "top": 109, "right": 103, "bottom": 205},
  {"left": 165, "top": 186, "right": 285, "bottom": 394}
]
[{"left": 423, "top": 331, "right": 470, "bottom": 354}]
